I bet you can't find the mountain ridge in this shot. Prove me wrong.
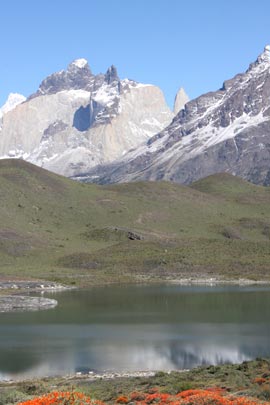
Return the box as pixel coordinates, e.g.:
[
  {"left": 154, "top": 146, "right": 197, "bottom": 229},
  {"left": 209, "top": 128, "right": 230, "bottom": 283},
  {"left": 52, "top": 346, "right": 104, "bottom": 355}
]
[
  {"left": 0, "top": 59, "right": 175, "bottom": 177},
  {"left": 82, "top": 45, "right": 270, "bottom": 186}
]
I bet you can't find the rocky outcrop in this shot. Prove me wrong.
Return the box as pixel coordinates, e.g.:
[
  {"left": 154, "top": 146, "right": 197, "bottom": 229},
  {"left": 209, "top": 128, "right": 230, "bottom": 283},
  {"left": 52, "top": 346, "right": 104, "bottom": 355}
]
[
  {"left": 30, "top": 59, "right": 94, "bottom": 97},
  {"left": 0, "top": 60, "right": 173, "bottom": 177},
  {"left": 84, "top": 46, "right": 270, "bottom": 186},
  {"left": 173, "top": 87, "right": 189, "bottom": 114},
  {"left": 104, "top": 65, "right": 119, "bottom": 84},
  {"left": 0, "top": 295, "right": 57, "bottom": 312}
]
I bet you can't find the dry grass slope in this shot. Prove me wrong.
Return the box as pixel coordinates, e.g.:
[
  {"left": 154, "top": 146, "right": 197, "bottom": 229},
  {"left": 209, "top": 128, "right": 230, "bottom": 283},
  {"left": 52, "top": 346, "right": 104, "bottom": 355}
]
[{"left": 0, "top": 159, "right": 270, "bottom": 286}]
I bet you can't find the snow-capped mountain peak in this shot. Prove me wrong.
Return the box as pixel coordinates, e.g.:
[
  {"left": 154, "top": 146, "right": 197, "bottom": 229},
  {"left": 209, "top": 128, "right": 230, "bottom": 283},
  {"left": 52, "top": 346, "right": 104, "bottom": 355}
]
[
  {"left": 246, "top": 44, "right": 270, "bottom": 77},
  {"left": 0, "top": 93, "right": 26, "bottom": 115},
  {"left": 0, "top": 57, "right": 174, "bottom": 177},
  {"left": 71, "top": 58, "right": 89, "bottom": 69},
  {"left": 85, "top": 45, "right": 270, "bottom": 186},
  {"left": 257, "top": 44, "right": 270, "bottom": 64}
]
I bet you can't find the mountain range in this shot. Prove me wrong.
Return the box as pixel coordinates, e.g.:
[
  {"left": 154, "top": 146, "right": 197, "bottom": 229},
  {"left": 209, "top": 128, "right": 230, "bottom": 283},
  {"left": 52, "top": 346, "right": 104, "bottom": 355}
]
[
  {"left": 1, "top": 46, "right": 270, "bottom": 185},
  {"left": 0, "top": 60, "right": 186, "bottom": 177},
  {"left": 81, "top": 46, "right": 270, "bottom": 186}
]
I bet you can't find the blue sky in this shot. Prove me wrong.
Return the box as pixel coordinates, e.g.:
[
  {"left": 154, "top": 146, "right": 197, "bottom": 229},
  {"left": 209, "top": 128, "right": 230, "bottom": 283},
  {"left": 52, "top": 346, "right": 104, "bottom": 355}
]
[{"left": 1, "top": 0, "right": 270, "bottom": 108}]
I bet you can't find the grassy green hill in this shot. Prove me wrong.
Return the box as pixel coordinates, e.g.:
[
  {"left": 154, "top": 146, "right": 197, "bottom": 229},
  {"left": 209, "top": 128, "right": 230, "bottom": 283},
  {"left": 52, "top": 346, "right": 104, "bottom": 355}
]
[{"left": 1, "top": 159, "right": 270, "bottom": 286}]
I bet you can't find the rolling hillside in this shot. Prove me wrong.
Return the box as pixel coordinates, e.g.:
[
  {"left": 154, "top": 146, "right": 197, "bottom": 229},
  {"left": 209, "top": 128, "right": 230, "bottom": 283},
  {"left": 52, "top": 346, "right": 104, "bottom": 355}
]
[{"left": 1, "top": 159, "right": 270, "bottom": 285}]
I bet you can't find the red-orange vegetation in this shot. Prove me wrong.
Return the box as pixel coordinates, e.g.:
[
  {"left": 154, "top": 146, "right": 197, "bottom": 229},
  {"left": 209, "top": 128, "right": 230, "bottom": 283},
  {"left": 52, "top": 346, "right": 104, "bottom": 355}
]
[
  {"left": 130, "top": 392, "right": 147, "bottom": 401},
  {"left": 253, "top": 378, "right": 267, "bottom": 385},
  {"left": 177, "top": 389, "right": 212, "bottom": 398},
  {"left": 116, "top": 396, "right": 129, "bottom": 404},
  {"left": 129, "top": 389, "right": 269, "bottom": 405},
  {"left": 17, "top": 391, "right": 105, "bottom": 405},
  {"left": 17, "top": 388, "right": 270, "bottom": 405}
]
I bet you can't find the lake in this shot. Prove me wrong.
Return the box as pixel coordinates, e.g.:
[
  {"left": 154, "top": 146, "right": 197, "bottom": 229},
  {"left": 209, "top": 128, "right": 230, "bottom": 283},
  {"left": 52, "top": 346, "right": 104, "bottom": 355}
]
[{"left": 1, "top": 284, "right": 270, "bottom": 380}]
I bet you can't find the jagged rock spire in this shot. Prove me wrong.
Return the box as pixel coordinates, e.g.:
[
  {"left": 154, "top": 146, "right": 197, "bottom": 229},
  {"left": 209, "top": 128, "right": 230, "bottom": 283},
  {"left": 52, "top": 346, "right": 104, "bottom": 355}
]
[
  {"left": 105, "top": 65, "right": 119, "bottom": 84},
  {"left": 173, "top": 87, "right": 189, "bottom": 115}
]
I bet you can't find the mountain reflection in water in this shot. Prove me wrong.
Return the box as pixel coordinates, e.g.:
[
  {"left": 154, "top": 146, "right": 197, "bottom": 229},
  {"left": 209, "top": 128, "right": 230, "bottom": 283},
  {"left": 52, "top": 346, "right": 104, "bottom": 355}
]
[{"left": 0, "top": 285, "right": 270, "bottom": 380}]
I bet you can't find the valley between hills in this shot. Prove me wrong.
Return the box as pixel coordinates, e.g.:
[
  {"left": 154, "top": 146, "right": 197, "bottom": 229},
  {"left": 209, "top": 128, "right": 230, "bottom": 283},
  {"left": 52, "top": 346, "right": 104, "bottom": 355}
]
[{"left": 1, "top": 158, "right": 270, "bottom": 290}]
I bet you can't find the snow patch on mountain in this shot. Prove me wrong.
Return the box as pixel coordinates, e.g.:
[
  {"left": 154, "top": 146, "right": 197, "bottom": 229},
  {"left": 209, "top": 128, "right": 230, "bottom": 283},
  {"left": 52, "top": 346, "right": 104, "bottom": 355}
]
[
  {"left": 257, "top": 45, "right": 270, "bottom": 64},
  {"left": 92, "top": 82, "right": 119, "bottom": 107},
  {"left": 72, "top": 58, "right": 88, "bottom": 69},
  {"left": 154, "top": 111, "right": 270, "bottom": 168},
  {"left": 1, "top": 93, "right": 26, "bottom": 115},
  {"left": 64, "top": 89, "right": 91, "bottom": 99},
  {"left": 83, "top": 45, "right": 270, "bottom": 186}
]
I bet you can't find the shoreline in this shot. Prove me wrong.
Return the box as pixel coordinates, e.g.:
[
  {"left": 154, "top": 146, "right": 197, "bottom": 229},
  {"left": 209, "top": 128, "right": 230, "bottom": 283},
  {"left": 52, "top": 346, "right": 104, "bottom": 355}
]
[
  {"left": 0, "top": 370, "right": 160, "bottom": 384},
  {"left": 1, "top": 275, "right": 270, "bottom": 292},
  {"left": 0, "top": 280, "right": 71, "bottom": 312},
  {"left": 0, "top": 280, "right": 72, "bottom": 292},
  {"left": 166, "top": 277, "right": 270, "bottom": 286},
  {"left": 1, "top": 358, "right": 270, "bottom": 405},
  {"left": 0, "top": 276, "right": 270, "bottom": 313}
]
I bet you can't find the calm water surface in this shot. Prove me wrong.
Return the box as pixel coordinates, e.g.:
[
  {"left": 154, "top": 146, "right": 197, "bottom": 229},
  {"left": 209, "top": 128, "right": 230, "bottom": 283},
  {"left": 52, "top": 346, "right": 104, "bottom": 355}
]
[{"left": 1, "top": 284, "right": 270, "bottom": 380}]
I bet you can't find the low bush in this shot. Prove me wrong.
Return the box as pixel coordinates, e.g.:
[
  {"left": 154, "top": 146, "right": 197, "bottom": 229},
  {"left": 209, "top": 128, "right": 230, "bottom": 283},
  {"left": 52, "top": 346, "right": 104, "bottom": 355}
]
[{"left": 17, "top": 388, "right": 270, "bottom": 405}]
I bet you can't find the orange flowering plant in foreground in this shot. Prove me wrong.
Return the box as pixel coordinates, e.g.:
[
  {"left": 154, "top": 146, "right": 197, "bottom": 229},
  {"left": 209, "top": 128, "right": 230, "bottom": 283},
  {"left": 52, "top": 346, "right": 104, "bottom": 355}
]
[
  {"left": 123, "top": 389, "right": 269, "bottom": 405},
  {"left": 17, "top": 391, "right": 105, "bottom": 405},
  {"left": 18, "top": 389, "right": 270, "bottom": 405}
]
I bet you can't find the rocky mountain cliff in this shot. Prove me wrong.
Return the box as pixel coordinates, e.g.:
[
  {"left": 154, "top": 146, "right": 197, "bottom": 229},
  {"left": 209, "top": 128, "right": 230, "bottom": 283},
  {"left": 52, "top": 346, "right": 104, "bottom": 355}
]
[
  {"left": 0, "top": 59, "right": 174, "bottom": 177},
  {"left": 84, "top": 46, "right": 270, "bottom": 186}
]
